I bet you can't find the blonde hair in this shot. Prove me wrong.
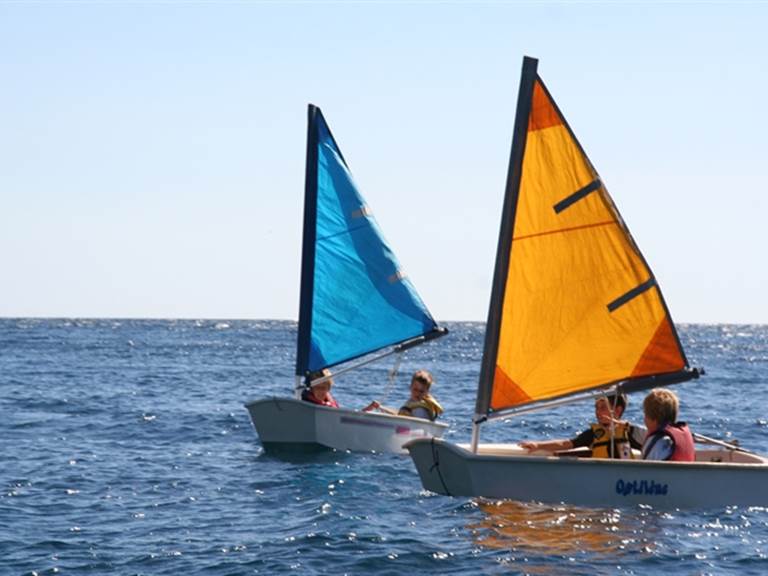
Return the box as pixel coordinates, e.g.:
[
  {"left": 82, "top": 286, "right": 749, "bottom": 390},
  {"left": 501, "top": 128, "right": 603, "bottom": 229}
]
[
  {"left": 412, "top": 370, "right": 434, "bottom": 389},
  {"left": 643, "top": 388, "right": 679, "bottom": 424},
  {"left": 308, "top": 368, "right": 332, "bottom": 387}
]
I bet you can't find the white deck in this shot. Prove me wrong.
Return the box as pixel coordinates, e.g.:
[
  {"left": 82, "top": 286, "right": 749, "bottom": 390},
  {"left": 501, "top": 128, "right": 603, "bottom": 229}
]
[{"left": 458, "top": 442, "right": 766, "bottom": 464}]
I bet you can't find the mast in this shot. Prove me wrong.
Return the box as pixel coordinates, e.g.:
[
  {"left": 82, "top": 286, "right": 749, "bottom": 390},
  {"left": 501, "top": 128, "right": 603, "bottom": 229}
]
[
  {"left": 474, "top": 56, "right": 539, "bottom": 427},
  {"left": 295, "top": 104, "right": 320, "bottom": 381},
  {"left": 472, "top": 58, "right": 700, "bottom": 436},
  {"left": 294, "top": 104, "right": 445, "bottom": 387}
]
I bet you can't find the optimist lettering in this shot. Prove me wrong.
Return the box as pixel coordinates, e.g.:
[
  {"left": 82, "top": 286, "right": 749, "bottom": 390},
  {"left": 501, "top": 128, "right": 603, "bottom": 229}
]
[{"left": 615, "top": 479, "right": 668, "bottom": 497}]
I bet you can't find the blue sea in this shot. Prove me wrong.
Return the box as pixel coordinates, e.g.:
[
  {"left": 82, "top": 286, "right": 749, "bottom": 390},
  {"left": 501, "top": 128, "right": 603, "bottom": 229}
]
[{"left": 2, "top": 319, "right": 768, "bottom": 575}]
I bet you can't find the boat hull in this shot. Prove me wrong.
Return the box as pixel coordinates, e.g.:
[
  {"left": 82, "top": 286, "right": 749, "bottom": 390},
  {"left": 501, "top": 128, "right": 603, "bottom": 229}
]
[
  {"left": 245, "top": 397, "right": 448, "bottom": 454},
  {"left": 406, "top": 437, "right": 768, "bottom": 508}
]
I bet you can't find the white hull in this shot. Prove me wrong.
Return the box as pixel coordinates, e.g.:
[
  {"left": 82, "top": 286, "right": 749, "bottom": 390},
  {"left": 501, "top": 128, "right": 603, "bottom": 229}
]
[
  {"left": 245, "top": 397, "right": 448, "bottom": 454},
  {"left": 406, "top": 438, "right": 768, "bottom": 508}
]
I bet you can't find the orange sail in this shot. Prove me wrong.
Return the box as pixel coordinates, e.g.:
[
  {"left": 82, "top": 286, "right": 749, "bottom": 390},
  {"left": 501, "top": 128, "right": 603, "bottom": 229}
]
[{"left": 477, "top": 57, "right": 694, "bottom": 416}]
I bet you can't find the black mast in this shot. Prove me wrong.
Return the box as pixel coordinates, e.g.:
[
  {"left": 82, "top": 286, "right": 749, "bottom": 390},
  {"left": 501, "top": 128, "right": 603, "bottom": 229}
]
[
  {"left": 295, "top": 104, "right": 320, "bottom": 377},
  {"left": 475, "top": 56, "right": 539, "bottom": 418}
]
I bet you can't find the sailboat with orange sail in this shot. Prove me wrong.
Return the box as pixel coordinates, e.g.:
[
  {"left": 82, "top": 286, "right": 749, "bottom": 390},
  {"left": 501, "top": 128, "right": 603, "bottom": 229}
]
[{"left": 406, "top": 57, "right": 768, "bottom": 508}]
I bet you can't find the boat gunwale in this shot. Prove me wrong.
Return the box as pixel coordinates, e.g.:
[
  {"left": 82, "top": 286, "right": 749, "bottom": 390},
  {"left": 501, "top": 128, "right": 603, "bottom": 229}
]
[
  {"left": 245, "top": 396, "right": 450, "bottom": 430},
  {"left": 407, "top": 438, "right": 768, "bottom": 470}
]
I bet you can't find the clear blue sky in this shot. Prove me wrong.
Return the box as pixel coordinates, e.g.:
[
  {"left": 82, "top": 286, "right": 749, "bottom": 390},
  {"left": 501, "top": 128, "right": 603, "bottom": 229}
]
[{"left": 1, "top": 1, "right": 766, "bottom": 323}]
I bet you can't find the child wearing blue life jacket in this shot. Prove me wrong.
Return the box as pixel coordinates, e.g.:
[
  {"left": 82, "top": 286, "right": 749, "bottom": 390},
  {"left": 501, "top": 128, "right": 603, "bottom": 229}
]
[
  {"left": 521, "top": 392, "right": 646, "bottom": 459},
  {"left": 641, "top": 388, "right": 695, "bottom": 462}
]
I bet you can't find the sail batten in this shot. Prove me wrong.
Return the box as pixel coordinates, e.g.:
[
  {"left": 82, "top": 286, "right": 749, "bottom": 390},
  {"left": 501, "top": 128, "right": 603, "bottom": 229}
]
[
  {"left": 554, "top": 179, "right": 602, "bottom": 214},
  {"left": 477, "top": 57, "right": 691, "bottom": 416},
  {"left": 607, "top": 279, "right": 657, "bottom": 312},
  {"left": 295, "top": 105, "right": 439, "bottom": 378}
]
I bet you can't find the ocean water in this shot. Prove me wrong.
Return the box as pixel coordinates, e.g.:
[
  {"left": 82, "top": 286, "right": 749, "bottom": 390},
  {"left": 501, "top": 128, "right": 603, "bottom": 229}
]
[{"left": 2, "top": 319, "right": 768, "bottom": 575}]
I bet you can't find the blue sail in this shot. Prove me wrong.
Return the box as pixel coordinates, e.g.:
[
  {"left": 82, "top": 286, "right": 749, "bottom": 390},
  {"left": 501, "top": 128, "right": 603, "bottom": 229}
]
[{"left": 295, "top": 105, "right": 439, "bottom": 377}]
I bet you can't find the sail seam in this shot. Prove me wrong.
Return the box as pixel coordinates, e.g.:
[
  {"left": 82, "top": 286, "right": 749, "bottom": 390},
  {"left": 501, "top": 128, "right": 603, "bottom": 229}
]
[
  {"left": 513, "top": 219, "right": 615, "bottom": 242},
  {"left": 553, "top": 179, "right": 602, "bottom": 214},
  {"left": 316, "top": 221, "right": 372, "bottom": 243}
]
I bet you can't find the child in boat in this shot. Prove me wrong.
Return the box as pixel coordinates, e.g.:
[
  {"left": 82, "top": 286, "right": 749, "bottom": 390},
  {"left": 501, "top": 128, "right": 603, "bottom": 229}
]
[
  {"left": 301, "top": 369, "right": 339, "bottom": 408},
  {"left": 398, "top": 370, "right": 443, "bottom": 421},
  {"left": 364, "top": 370, "right": 444, "bottom": 421},
  {"left": 520, "top": 392, "right": 645, "bottom": 459},
  {"left": 641, "top": 388, "right": 695, "bottom": 461}
]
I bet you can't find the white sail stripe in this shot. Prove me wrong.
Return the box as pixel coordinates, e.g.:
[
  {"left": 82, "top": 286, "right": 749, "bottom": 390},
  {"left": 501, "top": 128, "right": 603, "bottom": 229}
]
[
  {"left": 351, "top": 205, "right": 372, "bottom": 218},
  {"left": 388, "top": 270, "right": 406, "bottom": 284}
]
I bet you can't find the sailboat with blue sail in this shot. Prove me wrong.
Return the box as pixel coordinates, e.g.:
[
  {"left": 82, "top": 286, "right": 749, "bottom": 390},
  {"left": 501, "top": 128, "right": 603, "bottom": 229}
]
[{"left": 246, "top": 105, "right": 448, "bottom": 453}]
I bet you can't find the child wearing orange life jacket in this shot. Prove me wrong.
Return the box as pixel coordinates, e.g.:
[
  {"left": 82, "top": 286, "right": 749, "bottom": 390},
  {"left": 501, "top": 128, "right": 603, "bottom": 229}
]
[{"left": 521, "top": 392, "right": 646, "bottom": 459}]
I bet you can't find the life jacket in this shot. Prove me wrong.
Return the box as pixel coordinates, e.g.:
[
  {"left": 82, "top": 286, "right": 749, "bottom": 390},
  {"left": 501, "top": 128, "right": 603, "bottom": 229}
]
[
  {"left": 642, "top": 422, "right": 695, "bottom": 462},
  {"left": 301, "top": 388, "right": 339, "bottom": 408},
  {"left": 398, "top": 394, "right": 443, "bottom": 421},
  {"left": 589, "top": 422, "right": 635, "bottom": 459}
]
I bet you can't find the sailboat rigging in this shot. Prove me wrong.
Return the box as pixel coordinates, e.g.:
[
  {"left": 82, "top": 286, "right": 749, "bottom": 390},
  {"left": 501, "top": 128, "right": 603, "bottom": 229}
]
[
  {"left": 246, "top": 104, "right": 448, "bottom": 454},
  {"left": 406, "top": 57, "right": 768, "bottom": 508}
]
